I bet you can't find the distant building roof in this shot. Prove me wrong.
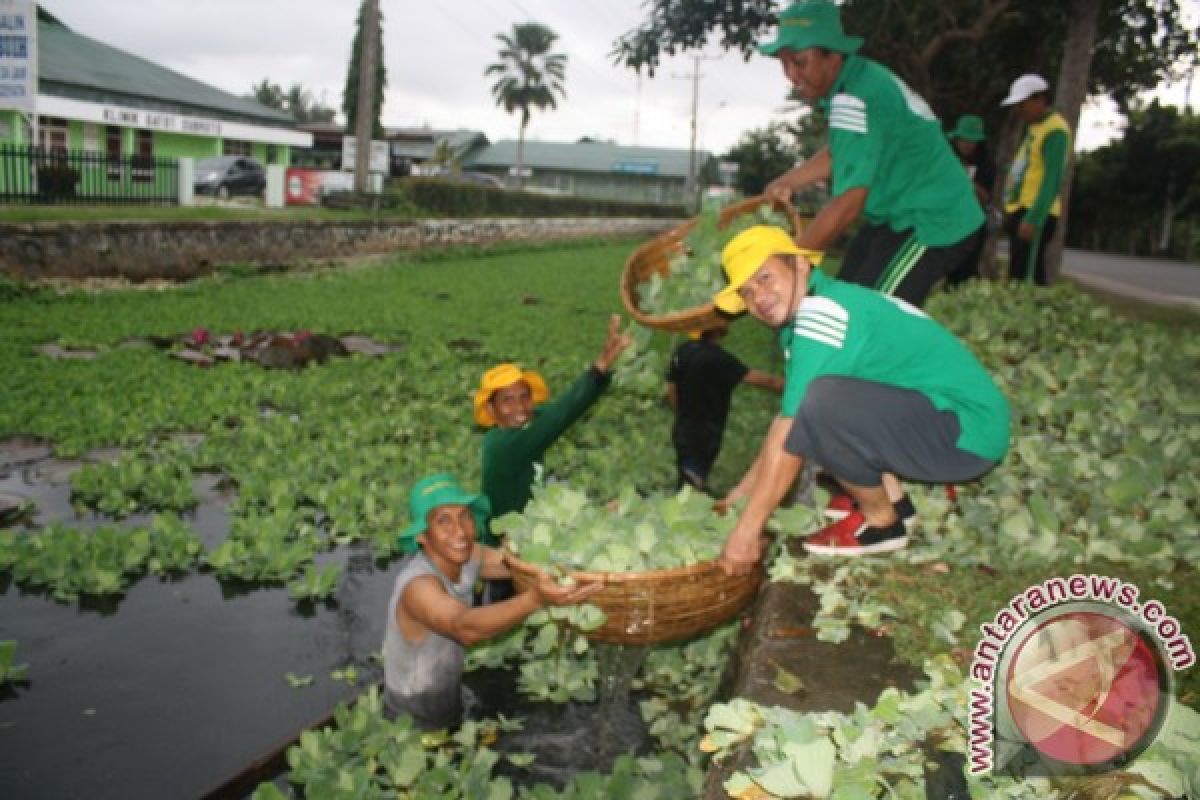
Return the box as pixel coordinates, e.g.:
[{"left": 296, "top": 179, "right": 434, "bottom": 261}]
[
  {"left": 464, "top": 139, "right": 711, "bottom": 178},
  {"left": 385, "top": 127, "right": 488, "bottom": 160},
  {"left": 37, "top": 15, "right": 294, "bottom": 128}
]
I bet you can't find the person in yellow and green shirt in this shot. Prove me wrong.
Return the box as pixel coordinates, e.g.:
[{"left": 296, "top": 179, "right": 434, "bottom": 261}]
[
  {"left": 1001, "top": 73, "right": 1072, "bottom": 286},
  {"left": 476, "top": 315, "right": 631, "bottom": 528},
  {"left": 711, "top": 226, "right": 1010, "bottom": 565}
]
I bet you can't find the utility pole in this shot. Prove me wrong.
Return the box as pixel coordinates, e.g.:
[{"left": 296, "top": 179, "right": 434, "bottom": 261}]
[
  {"left": 632, "top": 72, "right": 642, "bottom": 146},
  {"left": 673, "top": 55, "right": 705, "bottom": 203},
  {"left": 354, "top": 0, "right": 380, "bottom": 192}
]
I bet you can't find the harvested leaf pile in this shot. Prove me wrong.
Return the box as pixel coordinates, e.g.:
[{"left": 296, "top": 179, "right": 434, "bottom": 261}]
[
  {"left": 495, "top": 483, "right": 735, "bottom": 573},
  {"left": 637, "top": 203, "right": 794, "bottom": 317}
]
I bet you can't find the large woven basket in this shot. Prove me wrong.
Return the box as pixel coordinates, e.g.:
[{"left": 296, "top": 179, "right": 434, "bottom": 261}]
[
  {"left": 619, "top": 194, "right": 807, "bottom": 333},
  {"left": 504, "top": 551, "right": 763, "bottom": 645}
]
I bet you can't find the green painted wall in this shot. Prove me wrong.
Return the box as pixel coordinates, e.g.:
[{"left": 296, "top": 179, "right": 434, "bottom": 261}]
[
  {"left": 157, "top": 132, "right": 220, "bottom": 159},
  {"left": 1, "top": 110, "right": 30, "bottom": 145}
]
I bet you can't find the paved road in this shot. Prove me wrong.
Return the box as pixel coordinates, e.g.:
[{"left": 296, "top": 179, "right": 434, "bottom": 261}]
[{"left": 1061, "top": 249, "right": 1200, "bottom": 312}]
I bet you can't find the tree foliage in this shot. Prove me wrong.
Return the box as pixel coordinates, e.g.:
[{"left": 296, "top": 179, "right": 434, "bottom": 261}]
[
  {"left": 1069, "top": 104, "right": 1200, "bottom": 258},
  {"left": 485, "top": 23, "right": 568, "bottom": 187},
  {"left": 613, "top": 0, "right": 1198, "bottom": 130},
  {"left": 342, "top": 0, "right": 387, "bottom": 138},
  {"left": 250, "top": 80, "right": 337, "bottom": 123},
  {"left": 722, "top": 122, "right": 805, "bottom": 196}
]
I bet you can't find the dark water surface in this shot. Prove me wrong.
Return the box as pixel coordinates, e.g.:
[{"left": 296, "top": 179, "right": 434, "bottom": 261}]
[
  {"left": 0, "top": 447, "right": 396, "bottom": 800},
  {"left": 0, "top": 443, "right": 654, "bottom": 798}
]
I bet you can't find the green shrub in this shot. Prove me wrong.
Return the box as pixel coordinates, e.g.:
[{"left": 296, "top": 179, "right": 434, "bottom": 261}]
[{"left": 394, "top": 178, "right": 684, "bottom": 219}]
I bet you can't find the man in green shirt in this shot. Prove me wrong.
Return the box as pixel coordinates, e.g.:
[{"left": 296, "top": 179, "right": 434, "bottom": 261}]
[
  {"left": 1001, "top": 73, "right": 1072, "bottom": 286},
  {"left": 760, "top": 1, "right": 984, "bottom": 307},
  {"left": 712, "top": 226, "right": 1010, "bottom": 565},
  {"left": 477, "top": 313, "right": 631, "bottom": 536}
]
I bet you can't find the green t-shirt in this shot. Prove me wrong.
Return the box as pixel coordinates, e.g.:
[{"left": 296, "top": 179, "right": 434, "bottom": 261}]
[
  {"left": 480, "top": 367, "right": 609, "bottom": 543},
  {"left": 779, "top": 271, "right": 1010, "bottom": 461},
  {"left": 821, "top": 55, "right": 983, "bottom": 247}
]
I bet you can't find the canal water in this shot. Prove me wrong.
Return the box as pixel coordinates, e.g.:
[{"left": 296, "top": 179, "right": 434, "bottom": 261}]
[{"left": 0, "top": 438, "right": 648, "bottom": 798}]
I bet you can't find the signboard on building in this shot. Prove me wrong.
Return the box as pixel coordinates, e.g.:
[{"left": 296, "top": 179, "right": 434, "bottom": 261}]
[
  {"left": 0, "top": 0, "right": 36, "bottom": 113},
  {"left": 100, "top": 105, "right": 222, "bottom": 136},
  {"left": 612, "top": 160, "right": 659, "bottom": 175},
  {"left": 340, "top": 136, "right": 389, "bottom": 174},
  {"left": 36, "top": 94, "right": 313, "bottom": 147}
]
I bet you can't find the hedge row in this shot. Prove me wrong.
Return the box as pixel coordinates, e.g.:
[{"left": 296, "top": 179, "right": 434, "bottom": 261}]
[{"left": 393, "top": 178, "right": 686, "bottom": 219}]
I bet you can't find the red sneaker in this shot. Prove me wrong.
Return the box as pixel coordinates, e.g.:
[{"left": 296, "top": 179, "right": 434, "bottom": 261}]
[
  {"left": 802, "top": 511, "right": 908, "bottom": 556},
  {"left": 823, "top": 493, "right": 856, "bottom": 520},
  {"left": 825, "top": 493, "right": 917, "bottom": 529}
]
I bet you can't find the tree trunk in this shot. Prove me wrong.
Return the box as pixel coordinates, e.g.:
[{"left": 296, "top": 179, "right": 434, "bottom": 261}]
[
  {"left": 353, "top": 0, "right": 380, "bottom": 193},
  {"left": 1158, "top": 171, "right": 1176, "bottom": 254},
  {"left": 1046, "top": 0, "right": 1102, "bottom": 282},
  {"left": 516, "top": 118, "right": 527, "bottom": 190},
  {"left": 983, "top": 116, "right": 1026, "bottom": 280}
]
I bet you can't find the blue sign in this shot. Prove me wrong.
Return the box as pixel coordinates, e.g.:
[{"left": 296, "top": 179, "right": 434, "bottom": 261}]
[
  {"left": 0, "top": 0, "right": 36, "bottom": 113},
  {"left": 612, "top": 160, "right": 659, "bottom": 176}
]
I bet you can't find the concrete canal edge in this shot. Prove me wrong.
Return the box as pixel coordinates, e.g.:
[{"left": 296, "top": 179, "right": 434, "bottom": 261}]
[
  {"left": 701, "top": 539, "right": 924, "bottom": 799},
  {"left": 0, "top": 217, "right": 678, "bottom": 282}
]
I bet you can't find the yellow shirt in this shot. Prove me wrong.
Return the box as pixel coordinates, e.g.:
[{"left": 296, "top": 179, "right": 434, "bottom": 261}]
[{"left": 1005, "top": 111, "right": 1070, "bottom": 219}]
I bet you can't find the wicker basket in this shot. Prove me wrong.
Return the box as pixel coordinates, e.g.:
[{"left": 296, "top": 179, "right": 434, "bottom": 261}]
[
  {"left": 504, "top": 551, "right": 763, "bottom": 645},
  {"left": 619, "top": 194, "right": 807, "bottom": 333}
]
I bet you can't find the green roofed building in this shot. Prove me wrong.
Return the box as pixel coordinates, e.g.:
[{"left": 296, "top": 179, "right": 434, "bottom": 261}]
[
  {"left": 0, "top": 9, "right": 310, "bottom": 166},
  {"left": 463, "top": 138, "right": 712, "bottom": 205}
]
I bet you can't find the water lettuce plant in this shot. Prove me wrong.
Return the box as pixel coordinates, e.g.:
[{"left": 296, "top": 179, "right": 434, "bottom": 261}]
[
  {"left": 0, "top": 514, "right": 203, "bottom": 602},
  {"left": 637, "top": 204, "right": 795, "bottom": 317},
  {"left": 70, "top": 449, "right": 197, "bottom": 518},
  {"left": 495, "top": 483, "right": 736, "bottom": 574},
  {"left": 0, "top": 639, "right": 29, "bottom": 686}
]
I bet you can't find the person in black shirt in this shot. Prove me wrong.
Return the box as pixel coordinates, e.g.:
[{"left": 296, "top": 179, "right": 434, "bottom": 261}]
[
  {"left": 945, "top": 115, "right": 997, "bottom": 286},
  {"left": 665, "top": 320, "right": 783, "bottom": 491}
]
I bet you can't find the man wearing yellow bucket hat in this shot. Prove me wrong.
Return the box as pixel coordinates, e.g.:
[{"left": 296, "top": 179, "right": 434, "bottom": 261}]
[
  {"left": 384, "top": 473, "right": 599, "bottom": 729},
  {"left": 759, "top": 1, "right": 983, "bottom": 307},
  {"left": 712, "top": 226, "right": 1010, "bottom": 564},
  {"left": 477, "top": 314, "right": 632, "bottom": 537}
]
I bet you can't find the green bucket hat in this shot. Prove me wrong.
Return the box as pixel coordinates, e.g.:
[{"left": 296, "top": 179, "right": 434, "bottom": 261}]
[
  {"left": 398, "top": 473, "right": 491, "bottom": 554},
  {"left": 948, "top": 114, "right": 986, "bottom": 143},
  {"left": 758, "top": 1, "right": 864, "bottom": 57}
]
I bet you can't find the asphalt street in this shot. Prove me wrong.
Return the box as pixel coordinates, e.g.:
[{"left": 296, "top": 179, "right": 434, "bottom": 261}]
[{"left": 1061, "top": 249, "right": 1200, "bottom": 312}]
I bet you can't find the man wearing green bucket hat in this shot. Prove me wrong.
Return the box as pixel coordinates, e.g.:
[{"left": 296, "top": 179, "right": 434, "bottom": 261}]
[
  {"left": 760, "top": 1, "right": 983, "bottom": 307},
  {"left": 945, "top": 114, "right": 997, "bottom": 286},
  {"left": 383, "top": 473, "right": 599, "bottom": 729}
]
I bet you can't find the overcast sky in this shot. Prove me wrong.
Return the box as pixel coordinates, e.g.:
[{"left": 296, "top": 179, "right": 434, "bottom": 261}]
[{"left": 40, "top": 0, "right": 1198, "bottom": 156}]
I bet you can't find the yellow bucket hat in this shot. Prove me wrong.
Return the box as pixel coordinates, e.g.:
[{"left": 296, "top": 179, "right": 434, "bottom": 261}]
[
  {"left": 714, "top": 226, "right": 823, "bottom": 314},
  {"left": 473, "top": 363, "right": 550, "bottom": 427}
]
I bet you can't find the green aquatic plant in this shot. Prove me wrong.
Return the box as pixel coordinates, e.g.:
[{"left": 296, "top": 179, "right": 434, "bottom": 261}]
[
  {"left": 637, "top": 203, "right": 795, "bottom": 317},
  {"left": 0, "top": 515, "right": 203, "bottom": 602},
  {"left": 0, "top": 640, "right": 29, "bottom": 686},
  {"left": 70, "top": 451, "right": 197, "bottom": 518},
  {"left": 287, "top": 563, "right": 343, "bottom": 602}
]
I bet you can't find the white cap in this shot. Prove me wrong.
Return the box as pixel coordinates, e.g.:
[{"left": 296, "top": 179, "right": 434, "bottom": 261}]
[{"left": 1001, "top": 74, "right": 1049, "bottom": 106}]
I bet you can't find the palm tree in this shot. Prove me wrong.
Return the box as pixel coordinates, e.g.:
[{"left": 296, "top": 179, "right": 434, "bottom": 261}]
[{"left": 485, "top": 23, "right": 567, "bottom": 189}]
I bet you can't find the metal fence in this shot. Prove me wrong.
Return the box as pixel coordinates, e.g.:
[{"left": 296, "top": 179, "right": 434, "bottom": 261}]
[{"left": 0, "top": 145, "right": 179, "bottom": 205}]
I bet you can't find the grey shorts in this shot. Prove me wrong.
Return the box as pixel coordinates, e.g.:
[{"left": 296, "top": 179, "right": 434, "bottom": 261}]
[{"left": 785, "top": 376, "right": 997, "bottom": 487}]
